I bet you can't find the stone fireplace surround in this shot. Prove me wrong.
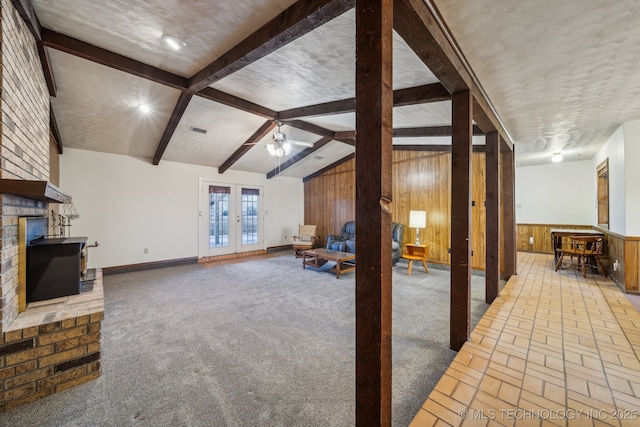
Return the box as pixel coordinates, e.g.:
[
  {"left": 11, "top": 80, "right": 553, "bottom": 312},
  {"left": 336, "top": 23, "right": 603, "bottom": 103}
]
[{"left": 0, "top": 196, "right": 104, "bottom": 412}]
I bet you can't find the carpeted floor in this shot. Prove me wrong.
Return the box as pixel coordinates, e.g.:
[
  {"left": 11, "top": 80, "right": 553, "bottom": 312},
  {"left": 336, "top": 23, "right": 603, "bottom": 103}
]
[{"left": 0, "top": 252, "right": 494, "bottom": 427}]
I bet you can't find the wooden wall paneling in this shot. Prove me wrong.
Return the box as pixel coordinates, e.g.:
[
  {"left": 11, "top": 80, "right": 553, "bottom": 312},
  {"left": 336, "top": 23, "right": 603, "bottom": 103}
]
[
  {"left": 516, "top": 224, "right": 592, "bottom": 253},
  {"left": 603, "top": 231, "right": 626, "bottom": 289},
  {"left": 304, "top": 150, "right": 493, "bottom": 270},
  {"left": 471, "top": 153, "right": 486, "bottom": 270},
  {"left": 624, "top": 238, "right": 640, "bottom": 293}
]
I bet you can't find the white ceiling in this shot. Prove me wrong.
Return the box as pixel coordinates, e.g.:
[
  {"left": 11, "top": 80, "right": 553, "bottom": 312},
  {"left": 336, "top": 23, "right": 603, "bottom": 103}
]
[{"left": 30, "top": 0, "right": 640, "bottom": 178}]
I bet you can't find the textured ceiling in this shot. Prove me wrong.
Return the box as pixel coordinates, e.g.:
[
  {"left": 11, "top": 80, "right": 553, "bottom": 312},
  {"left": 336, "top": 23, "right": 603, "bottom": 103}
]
[
  {"left": 28, "top": 0, "right": 640, "bottom": 178},
  {"left": 433, "top": 0, "right": 640, "bottom": 166}
]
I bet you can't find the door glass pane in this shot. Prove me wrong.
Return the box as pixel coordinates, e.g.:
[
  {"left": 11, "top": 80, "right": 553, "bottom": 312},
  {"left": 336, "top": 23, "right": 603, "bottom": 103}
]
[
  {"left": 241, "top": 188, "right": 259, "bottom": 245},
  {"left": 209, "top": 186, "right": 230, "bottom": 248}
]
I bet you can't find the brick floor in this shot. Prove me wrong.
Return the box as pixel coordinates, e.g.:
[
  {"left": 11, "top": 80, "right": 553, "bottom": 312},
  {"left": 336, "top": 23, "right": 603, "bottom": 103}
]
[{"left": 411, "top": 253, "right": 640, "bottom": 427}]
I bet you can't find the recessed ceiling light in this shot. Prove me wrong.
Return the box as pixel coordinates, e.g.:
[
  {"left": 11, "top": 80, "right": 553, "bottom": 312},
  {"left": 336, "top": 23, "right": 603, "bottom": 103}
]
[
  {"left": 162, "top": 34, "right": 186, "bottom": 50},
  {"left": 551, "top": 153, "right": 563, "bottom": 163},
  {"left": 138, "top": 104, "right": 151, "bottom": 113}
]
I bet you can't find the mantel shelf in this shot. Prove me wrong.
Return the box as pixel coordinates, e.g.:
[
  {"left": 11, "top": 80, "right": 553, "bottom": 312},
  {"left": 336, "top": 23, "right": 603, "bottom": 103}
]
[{"left": 0, "top": 179, "right": 72, "bottom": 204}]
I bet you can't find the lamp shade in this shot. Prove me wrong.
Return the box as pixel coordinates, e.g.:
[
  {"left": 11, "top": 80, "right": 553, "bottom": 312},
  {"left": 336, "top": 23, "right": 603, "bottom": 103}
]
[{"left": 409, "top": 210, "right": 426, "bottom": 228}]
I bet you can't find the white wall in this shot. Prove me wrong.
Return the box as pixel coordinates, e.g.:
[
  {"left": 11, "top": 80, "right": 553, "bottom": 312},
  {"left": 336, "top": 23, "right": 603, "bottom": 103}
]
[
  {"left": 515, "top": 160, "right": 594, "bottom": 225},
  {"left": 60, "top": 148, "right": 304, "bottom": 269},
  {"left": 593, "top": 124, "right": 626, "bottom": 235},
  {"left": 623, "top": 121, "right": 640, "bottom": 236}
]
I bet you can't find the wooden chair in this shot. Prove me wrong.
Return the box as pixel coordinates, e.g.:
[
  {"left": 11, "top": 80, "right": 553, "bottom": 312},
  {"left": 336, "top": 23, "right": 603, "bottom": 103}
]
[
  {"left": 292, "top": 224, "right": 317, "bottom": 258},
  {"left": 554, "top": 235, "right": 605, "bottom": 278}
]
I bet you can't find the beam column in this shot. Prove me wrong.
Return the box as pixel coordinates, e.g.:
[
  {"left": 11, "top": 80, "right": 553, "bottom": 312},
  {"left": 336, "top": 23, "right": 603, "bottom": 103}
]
[
  {"left": 355, "top": 0, "right": 393, "bottom": 425},
  {"left": 502, "top": 147, "right": 517, "bottom": 279},
  {"left": 450, "top": 90, "right": 472, "bottom": 351},
  {"left": 485, "top": 131, "right": 500, "bottom": 303}
]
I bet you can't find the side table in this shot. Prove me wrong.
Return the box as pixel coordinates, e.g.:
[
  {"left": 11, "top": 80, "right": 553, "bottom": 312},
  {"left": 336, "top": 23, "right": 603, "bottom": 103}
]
[{"left": 402, "top": 243, "right": 429, "bottom": 276}]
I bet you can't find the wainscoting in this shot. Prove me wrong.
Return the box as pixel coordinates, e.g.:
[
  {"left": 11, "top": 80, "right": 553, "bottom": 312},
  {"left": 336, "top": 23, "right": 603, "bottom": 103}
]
[{"left": 516, "top": 223, "right": 639, "bottom": 293}]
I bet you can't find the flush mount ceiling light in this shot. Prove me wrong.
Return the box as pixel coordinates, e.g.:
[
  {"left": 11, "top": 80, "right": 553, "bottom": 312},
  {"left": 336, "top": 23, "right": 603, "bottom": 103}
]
[
  {"left": 162, "top": 34, "right": 186, "bottom": 50},
  {"left": 551, "top": 152, "right": 563, "bottom": 163},
  {"left": 137, "top": 104, "right": 151, "bottom": 113}
]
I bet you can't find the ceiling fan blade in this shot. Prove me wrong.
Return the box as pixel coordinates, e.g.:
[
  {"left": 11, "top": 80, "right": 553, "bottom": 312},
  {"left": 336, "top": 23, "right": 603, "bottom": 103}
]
[{"left": 292, "top": 141, "right": 314, "bottom": 147}]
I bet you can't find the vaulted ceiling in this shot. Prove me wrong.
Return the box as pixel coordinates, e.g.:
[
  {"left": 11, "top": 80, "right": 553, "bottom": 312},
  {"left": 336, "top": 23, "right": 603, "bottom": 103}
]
[{"left": 18, "top": 0, "right": 640, "bottom": 179}]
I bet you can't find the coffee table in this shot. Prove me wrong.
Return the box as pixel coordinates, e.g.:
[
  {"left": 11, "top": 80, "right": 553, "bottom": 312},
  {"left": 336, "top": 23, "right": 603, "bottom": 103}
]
[{"left": 302, "top": 248, "right": 355, "bottom": 279}]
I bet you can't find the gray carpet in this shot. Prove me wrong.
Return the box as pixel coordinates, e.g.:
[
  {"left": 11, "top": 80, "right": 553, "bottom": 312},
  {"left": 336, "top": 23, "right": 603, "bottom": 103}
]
[{"left": 0, "top": 252, "right": 494, "bottom": 427}]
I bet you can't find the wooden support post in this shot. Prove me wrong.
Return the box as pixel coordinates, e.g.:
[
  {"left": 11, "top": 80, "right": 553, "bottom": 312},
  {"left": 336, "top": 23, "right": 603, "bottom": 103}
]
[
  {"left": 450, "top": 90, "right": 472, "bottom": 352},
  {"left": 502, "top": 147, "right": 517, "bottom": 279},
  {"left": 485, "top": 131, "right": 500, "bottom": 303},
  {"left": 355, "top": 0, "right": 393, "bottom": 425}
]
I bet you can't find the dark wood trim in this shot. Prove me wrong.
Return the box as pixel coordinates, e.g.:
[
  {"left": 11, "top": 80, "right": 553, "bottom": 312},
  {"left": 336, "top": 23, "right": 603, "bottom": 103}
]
[
  {"left": 50, "top": 106, "right": 63, "bottom": 154},
  {"left": 393, "top": 144, "right": 486, "bottom": 152},
  {"left": 485, "top": 132, "right": 500, "bottom": 303},
  {"left": 284, "top": 120, "right": 336, "bottom": 139},
  {"left": 103, "top": 257, "right": 198, "bottom": 276},
  {"left": 153, "top": 92, "right": 194, "bottom": 165},
  {"left": 41, "top": 28, "right": 189, "bottom": 91},
  {"left": 502, "top": 148, "right": 517, "bottom": 278},
  {"left": 38, "top": 44, "right": 57, "bottom": 97},
  {"left": 393, "top": 82, "right": 450, "bottom": 106},
  {"left": 189, "top": 0, "right": 356, "bottom": 92},
  {"left": 278, "top": 82, "right": 449, "bottom": 120},
  {"left": 355, "top": 0, "right": 393, "bottom": 424},
  {"left": 278, "top": 98, "right": 356, "bottom": 121},
  {"left": 218, "top": 121, "right": 277, "bottom": 174},
  {"left": 450, "top": 89, "right": 472, "bottom": 352},
  {"left": 394, "top": 0, "right": 514, "bottom": 149},
  {"left": 197, "top": 88, "right": 277, "bottom": 119},
  {"left": 393, "top": 124, "right": 483, "bottom": 137},
  {"left": 303, "top": 153, "right": 354, "bottom": 182},
  {"left": 266, "top": 136, "right": 333, "bottom": 178},
  {"left": 334, "top": 130, "right": 357, "bottom": 142}
]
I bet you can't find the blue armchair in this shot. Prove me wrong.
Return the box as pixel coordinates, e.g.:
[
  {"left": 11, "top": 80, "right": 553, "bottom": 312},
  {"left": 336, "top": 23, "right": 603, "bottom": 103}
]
[{"left": 326, "top": 221, "right": 404, "bottom": 265}]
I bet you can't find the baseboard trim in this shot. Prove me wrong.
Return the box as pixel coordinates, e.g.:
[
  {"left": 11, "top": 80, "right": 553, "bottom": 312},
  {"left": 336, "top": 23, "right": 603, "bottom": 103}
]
[{"left": 103, "top": 257, "right": 198, "bottom": 276}]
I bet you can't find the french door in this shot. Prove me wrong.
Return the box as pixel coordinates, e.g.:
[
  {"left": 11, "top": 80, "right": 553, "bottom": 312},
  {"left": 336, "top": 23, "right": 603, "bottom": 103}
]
[{"left": 199, "top": 181, "right": 264, "bottom": 257}]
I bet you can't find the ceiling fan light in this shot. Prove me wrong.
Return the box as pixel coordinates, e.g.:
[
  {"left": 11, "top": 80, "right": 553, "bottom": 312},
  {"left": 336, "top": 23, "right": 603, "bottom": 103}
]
[
  {"left": 283, "top": 142, "right": 291, "bottom": 154},
  {"left": 267, "top": 143, "right": 277, "bottom": 156},
  {"left": 276, "top": 147, "right": 285, "bottom": 157},
  {"left": 551, "top": 153, "right": 563, "bottom": 163}
]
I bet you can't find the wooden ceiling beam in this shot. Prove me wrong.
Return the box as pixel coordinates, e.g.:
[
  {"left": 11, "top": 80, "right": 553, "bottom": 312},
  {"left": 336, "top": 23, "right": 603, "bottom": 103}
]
[
  {"left": 198, "top": 88, "right": 276, "bottom": 119},
  {"left": 393, "top": 124, "right": 484, "bottom": 137},
  {"left": 278, "top": 82, "right": 450, "bottom": 120},
  {"left": 394, "top": 0, "right": 514, "bottom": 150},
  {"left": 303, "top": 153, "right": 355, "bottom": 182},
  {"left": 393, "top": 82, "right": 450, "bottom": 107},
  {"left": 278, "top": 98, "right": 356, "bottom": 121},
  {"left": 49, "top": 106, "right": 63, "bottom": 154},
  {"left": 41, "top": 28, "right": 189, "bottom": 91},
  {"left": 284, "top": 120, "right": 336, "bottom": 140},
  {"left": 266, "top": 136, "right": 333, "bottom": 179},
  {"left": 218, "top": 121, "right": 277, "bottom": 174},
  {"left": 393, "top": 144, "right": 486, "bottom": 152},
  {"left": 189, "top": 0, "right": 355, "bottom": 92},
  {"left": 152, "top": 93, "right": 194, "bottom": 165},
  {"left": 11, "top": 0, "right": 57, "bottom": 96}
]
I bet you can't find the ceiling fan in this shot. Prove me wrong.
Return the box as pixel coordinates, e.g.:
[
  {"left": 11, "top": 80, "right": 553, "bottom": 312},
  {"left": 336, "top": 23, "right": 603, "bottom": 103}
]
[{"left": 248, "top": 121, "right": 314, "bottom": 157}]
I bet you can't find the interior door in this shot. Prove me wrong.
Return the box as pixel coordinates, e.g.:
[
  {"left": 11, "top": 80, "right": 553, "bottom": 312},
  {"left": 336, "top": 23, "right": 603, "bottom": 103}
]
[{"left": 199, "top": 181, "right": 264, "bottom": 258}]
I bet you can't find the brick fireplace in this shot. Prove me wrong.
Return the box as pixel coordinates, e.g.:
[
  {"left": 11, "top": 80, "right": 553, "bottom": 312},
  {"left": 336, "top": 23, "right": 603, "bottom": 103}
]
[{"left": 0, "top": 0, "right": 103, "bottom": 411}]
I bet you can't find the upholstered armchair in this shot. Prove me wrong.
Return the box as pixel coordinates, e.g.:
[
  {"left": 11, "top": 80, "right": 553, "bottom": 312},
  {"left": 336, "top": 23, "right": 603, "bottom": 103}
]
[
  {"left": 292, "top": 224, "right": 317, "bottom": 258},
  {"left": 326, "top": 221, "right": 405, "bottom": 265}
]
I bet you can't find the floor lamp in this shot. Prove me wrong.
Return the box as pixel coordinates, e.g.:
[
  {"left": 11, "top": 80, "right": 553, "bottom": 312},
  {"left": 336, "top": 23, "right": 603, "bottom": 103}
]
[{"left": 409, "top": 210, "right": 426, "bottom": 245}]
